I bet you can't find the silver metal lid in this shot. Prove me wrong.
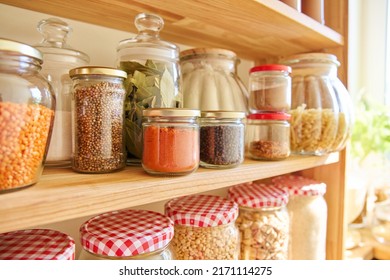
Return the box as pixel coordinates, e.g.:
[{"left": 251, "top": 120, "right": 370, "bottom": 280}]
[
  {"left": 69, "top": 66, "right": 127, "bottom": 79},
  {"left": 142, "top": 108, "right": 201, "bottom": 117},
  {"left": 200, "top": 110, "right": 246, "bottom": 119},
  {"left": 0, "top": 38, "right": 43, "bottom": 62}
]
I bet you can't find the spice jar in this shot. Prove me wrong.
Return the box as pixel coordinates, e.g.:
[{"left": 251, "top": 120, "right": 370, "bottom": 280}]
[
  {"left": 0, "top": 38, "right": 55, "bottom": 193},
  {"left": 248, "top": 64, "right": 291, "bottom": 113},
  {"left": 165, "top": 194, "right": 240, "bottom": 260},
  {"left": 142, "top": 108, "right": 200, "bottom": 176},
  {"left": 245, "top": 113, "right": 291, "bottom": 160},
  {"left": 78, "top": 209, "right": 174, "bottom": 260},
  {"left": 272, "top": 174, "right": 327, "bottom": 260},
  {"left": 200, "top": 111, "right": 245, "bottom": 169},
  {"left": 69, "top": 66, "right": 127, "bottom": 173},
  {"left": 228, "top": 182, "right": 290, "bottom": 260},
  {"left": 0, "top": 229, "right": 75, "bottom": 260}
]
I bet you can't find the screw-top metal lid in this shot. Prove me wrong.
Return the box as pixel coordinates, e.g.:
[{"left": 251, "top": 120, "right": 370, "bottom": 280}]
[
  {"left": 200, "top": 110, "right": 246, "bottom": 119},
  {"left": 142, "top": 108, "right": 201, "bottom": 117},
  {"left": 250, "top": 64, "right": 291, "bottom": 73},
  {"left": 0, "top": 38, "right": 43, "bottom": 62},
  {"left": 69, "top": 66, "right": 127, "bottom": 79}
]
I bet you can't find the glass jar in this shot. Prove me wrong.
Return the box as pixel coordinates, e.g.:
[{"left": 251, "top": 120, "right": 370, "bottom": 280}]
[
  {"left": 0, "top": 229, "right": 75, "bottom": 260},
  {"left": 248, "top": 64, "right": 291, "bottom": 113},
  {"left": 69, "top": 66, "right": 127, "bottom": 173},
  {"left": 0, "top": 38, "right": 55, "bottom": 193},
  {"left": 165, "top": 194, "right": 240, "bottom": 260},
  {"left": 142, "top": 108, "right": 200, "bottom": 176},
  {"left": 199, "top": 111, "right": 245, "bottom": 169},
  {"left": 79, "top": 209, "right": 174, "bottom": 260},
  {"left": 180, "top": 48, "right": 249, "bottom": 113},
  {"left": 272, "top": 174, "right": 328, "bottom": 260},
  {"left": 245, "top": 113, "right": 291, "bottom": 160},
  {"left": 117, "top": 13, "right": 182, "bottom": 163},
  {"left": 228, "top": 182, "right": 290, "bottom": 260}
]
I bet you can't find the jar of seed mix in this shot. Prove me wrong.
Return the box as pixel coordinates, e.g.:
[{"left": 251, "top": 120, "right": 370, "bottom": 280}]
[
  {"left": 165, "top": 194, "right": 240, "bottom": 260},
  {"left": 78, "top": 209, "right": 175, "bottom": 260},
  {"left": 69, "top": 66, "right": 127, "bottom": 173},
  {"left": 228, "top": 182, "right": 290, "bottom": 260},
  {"left": 199, "top": 111, "right": 246, "bottom": 169}
]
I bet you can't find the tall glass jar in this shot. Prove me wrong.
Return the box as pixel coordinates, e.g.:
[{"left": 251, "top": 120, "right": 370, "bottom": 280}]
[
  {"left": 0, "top": 38, "right": 55, "bottom": 193},
  {"left": 117, "top": 13, "right": 182, "bottom": 163},
  {"left": 35, "top": 18, "right": 90, "bottom": 167}
]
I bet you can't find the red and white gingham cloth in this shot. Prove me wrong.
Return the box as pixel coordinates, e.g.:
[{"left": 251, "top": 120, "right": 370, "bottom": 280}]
[
  {"left": 165, "top": 194, "right": 238, "bottom": 227},
  {"left": 228, "top": 182, "right": 289, "bottom": 208},
  {"left": 0, "top": 229, "right": 75, "bottom": 260},
  {"left": 271, "top": 174, "right": 327, "bottom": 196},
  {"left": 80, "top": 209, "right": 174, "bottom": 257}
]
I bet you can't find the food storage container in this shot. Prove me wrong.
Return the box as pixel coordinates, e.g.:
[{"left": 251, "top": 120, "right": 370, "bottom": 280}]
[
  {"left": 228, "top": 182, "right": 290, "bottom": 260},
  {"left": 79, "top": 209, "right": 175, "bottom": 260},
  {"left": 69, "top": 66, "right": 127, "bottom": 173},
  {"left": 0, "top": 38, "right": 55, "bottom": 193},
  {"left": 165, "top": 194, "right": 240, "bottom": 260}
]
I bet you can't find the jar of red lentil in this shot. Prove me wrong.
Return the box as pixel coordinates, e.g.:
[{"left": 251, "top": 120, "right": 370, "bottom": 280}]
[
  {"left": 165, "top": 194, "right": 240, "bottom": 260},
  {"left": 0, "top": 38, "right": 55, "bottom": 194},
  {"left": 0, "top": 229, "right": 75, "bottom": 260},
  {"left": 142, "top": 108, "right": 200, "bottom": 176},
  {"left": 78, "top": 209, "right": 175, "bottom": 260}
]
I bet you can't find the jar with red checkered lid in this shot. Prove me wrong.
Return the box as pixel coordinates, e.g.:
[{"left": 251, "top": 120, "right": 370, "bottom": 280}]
[
  {"left": 228, "top": 182, "right": 290, "bottom": 260},
  {"left": 78, "top": 209, "right": 175, "bottom": 260},
  {"left": 165, "top": 194, "right": 240, "bottom": 260}
]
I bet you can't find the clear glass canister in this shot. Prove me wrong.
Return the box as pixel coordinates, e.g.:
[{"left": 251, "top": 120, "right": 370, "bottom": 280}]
[
  {"left": 245, "top": 113, "right": 291, "bottom": 160},
  {"left": 248, "top": 64, "right": 291, "bottom": 113},
  {"left": 228, "top": 182, "right": 290, "bottom": 260},
  {"left": 180, "top": 48, "right": 249, "bottom": 113},
  {"left": 69, "top": 67, "right": 127, "bottom": 173},
  {"left": 35, "top": 18, "right": 90, "bottom": 167},
  {"left": 0, "top": 38, "right": 55, "bottom": 193},
  {"left": 142, "top": 108, "right": 200, "bottom": 176},
  {"left": 78, "top": 209, "right": 175, "bottom": 260},
  {"left": 165, "top": 194, "right": 240, "bottom": 260},
  {"left": 200, "top": 111, "right": 246, "bottom": 169},
  {"left": 117, "top": 13, "right": 182, "bottom": 163}
]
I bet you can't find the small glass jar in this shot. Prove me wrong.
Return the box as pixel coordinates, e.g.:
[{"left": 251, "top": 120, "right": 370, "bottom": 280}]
[
  {"left": 199, "top": 111, "right": 246, "bottom": 169},
  {"left": 165, "top": 194, "right": 240, "bottom": 260},
  {"left": 0, "top": 38, "right": 55, "bottom": 193},
  {"left": 69, "top": 66, "right": 127, "bottom": 173},
  {"left": 78, "top": 209, "right": 175, "bottom": 260},
  {"left": 248, "top": 64, "right": 291, "bottom": 113},
  {"left": 0, "top": 229, "right": 75, "bottom": 260},
  {"left": 142, "top": 108, "right": 200, "bottom": 176},
  {"left": 228, "top": 182, "right": 290, "bottom": 260},
  {"left": 245, "top": 113, "right": 291, "bottom": 160}
]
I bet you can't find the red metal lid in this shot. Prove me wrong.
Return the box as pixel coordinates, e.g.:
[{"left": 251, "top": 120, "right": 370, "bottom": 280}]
[
  {"left": 247, "top": 112, "right": 291, "bottom": 120},
  {"left": 271, "top": 174, "right": 327, "bottom": 196},
  {"left": 250, "top": 64, "right": 291, "bottom": 73}
]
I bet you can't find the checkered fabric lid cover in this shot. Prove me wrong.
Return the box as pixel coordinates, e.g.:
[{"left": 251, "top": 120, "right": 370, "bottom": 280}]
[
  {"left": 0, "top": 229, "right": 75, "bottom": 260},
  {"left": 80, "top": 209, "right": 174, "bottom": 257},
  {"left": 165, "top": 195, "right": 239, "bottom": 227},
  {"left": 228, "top": 182, "right": 289, "bottom": 208},
  {"left": 271, "top": 175, "right": 327, "bottom": 196}
]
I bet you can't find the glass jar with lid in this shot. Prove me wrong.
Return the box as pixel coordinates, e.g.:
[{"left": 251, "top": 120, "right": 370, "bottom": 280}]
[{"left": 0, "top": 38, "right": 55, "bottom": 194}]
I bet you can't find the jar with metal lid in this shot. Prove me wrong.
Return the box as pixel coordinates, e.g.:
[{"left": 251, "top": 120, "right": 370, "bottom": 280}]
[
  {"left": 34, "top": 18, "right": 90, "bottom": 167},
  {"left": 165, "top": 194, "right": 240, "bottom": 260},
  {"left": 69, "top": 66, "right": 127, "bottom": 173},
  {"left": 117, "top": 13, "right": 182, "bottom": 163},
  {"left": 248, "top": 64, "right": 291, "bottom": 113},
  {"left": 78, "top": 209, "right": 175, "bottom": 260},
  {"left": 228, "top": 182, "right": 290, "bottom": 260},
  {"left": 199, "top": 111, "right": 245, "bottom": 169},
  {"left": 142, "top": 108, "right": 200, "bottom": 176},
  {"left": 272, "top": 174, "right": 327, "bottom": 260},
  {"left": 0, "top": 38, "right": 55, "bottom": 193},
  {"left": 245, "top": 113, "right": 291, "bottom": 160},
  {"left": 0, "top": 229, "right": 75, "bottom": 260}
]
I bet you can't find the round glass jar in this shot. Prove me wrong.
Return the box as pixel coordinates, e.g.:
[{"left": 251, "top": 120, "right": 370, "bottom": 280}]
[
  {"left": 165, "top": 194, "right": 240, "bottom": 260},
  {"left": 69, "top": 66, "right": 127, "bottom": 174},
  {"left": 142, "top": 108, "right": 200, "bottom": 176},
  {"left": 78, "top": 209, "right": 175, "bottom": 260},
  {"left": 245, "top": 113, "right": 291, "bottom": 160},
  {"left": 0, "top": 38, "right": 55, "bottom": 193},
  {"left": 199, "top": 111, "right": 246, "bottom": 169}
]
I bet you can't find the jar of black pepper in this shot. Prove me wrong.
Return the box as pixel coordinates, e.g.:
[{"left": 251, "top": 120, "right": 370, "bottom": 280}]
[
  {"left": 69, "top": 66, "right": 127, "bottom": 173},
  {"left": 199, "top": 111, "right": 245, "bottom": 169}
]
